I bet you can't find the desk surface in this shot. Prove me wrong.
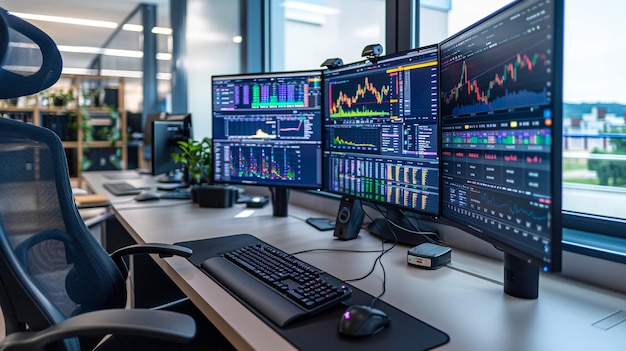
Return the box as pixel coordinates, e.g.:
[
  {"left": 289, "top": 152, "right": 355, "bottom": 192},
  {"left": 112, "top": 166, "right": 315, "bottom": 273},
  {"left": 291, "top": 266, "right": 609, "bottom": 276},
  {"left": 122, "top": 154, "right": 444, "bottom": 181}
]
[{"left": 83, "top": 171, "right": 626, "bottom": 351}]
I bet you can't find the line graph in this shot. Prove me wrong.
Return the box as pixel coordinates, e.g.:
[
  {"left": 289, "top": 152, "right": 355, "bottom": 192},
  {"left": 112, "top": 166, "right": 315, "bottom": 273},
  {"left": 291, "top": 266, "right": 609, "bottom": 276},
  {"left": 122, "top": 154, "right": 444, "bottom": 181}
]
[
  {"left": 479, "top": 191, "right": 549, "bottom": 222},
  {"left": 330, "top": 127, "right": 380, "bottom": 152},
  {"left": 455, "top": 188, "right": 552, "bottom": 233},
  {"left": 329, "top": 72, "right": 392, "bottom": 118},
  {"left": 278, "top": 119, "right": 305, "bottom": 138},
  {"left": 225, "top": 117, "right": 276, "bottom": 139}
]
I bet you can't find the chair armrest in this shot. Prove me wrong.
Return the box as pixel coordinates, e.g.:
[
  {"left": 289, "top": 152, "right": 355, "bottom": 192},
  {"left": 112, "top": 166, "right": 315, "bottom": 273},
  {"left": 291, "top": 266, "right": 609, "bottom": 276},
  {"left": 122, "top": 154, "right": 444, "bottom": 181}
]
[
  {"left": 110, "top": 243, "right": 193, "bottom": 279},
  {"left": 0, "top": 309, "right": 195, "bottom": 351}
]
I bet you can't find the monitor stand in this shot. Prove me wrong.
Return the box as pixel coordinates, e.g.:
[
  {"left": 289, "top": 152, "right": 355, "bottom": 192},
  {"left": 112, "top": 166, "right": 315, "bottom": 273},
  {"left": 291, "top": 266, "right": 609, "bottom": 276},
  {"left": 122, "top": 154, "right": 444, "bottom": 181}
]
[
  {"left": 503, "top": 252, "right": 539, "bottom": 299},
  {"left": 269, "top": 187, "right": 289, "bottom": 217},
  {"left": 366, "top": 208, "right": 438, "bottom": 246},
  {"left": 157, "top": 169, "right": 184, "bottom": 183}
]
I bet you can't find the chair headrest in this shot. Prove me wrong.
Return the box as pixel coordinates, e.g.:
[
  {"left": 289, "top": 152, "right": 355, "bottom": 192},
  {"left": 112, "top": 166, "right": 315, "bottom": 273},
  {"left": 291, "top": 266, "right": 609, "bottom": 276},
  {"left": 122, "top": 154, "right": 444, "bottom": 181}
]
[{"left": 0, "top": 7, "right": 62, "bottom": 98}]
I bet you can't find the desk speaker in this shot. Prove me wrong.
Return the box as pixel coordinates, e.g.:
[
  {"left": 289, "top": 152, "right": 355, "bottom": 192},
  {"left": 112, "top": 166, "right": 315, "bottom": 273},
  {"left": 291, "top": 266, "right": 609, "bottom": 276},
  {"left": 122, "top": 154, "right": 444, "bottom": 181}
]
[
  {"left": 196, "top": 185, "right": 236, "bottom": 208},
  {"left": 333, "top": 196, "right": 364, "bottom": 241}
]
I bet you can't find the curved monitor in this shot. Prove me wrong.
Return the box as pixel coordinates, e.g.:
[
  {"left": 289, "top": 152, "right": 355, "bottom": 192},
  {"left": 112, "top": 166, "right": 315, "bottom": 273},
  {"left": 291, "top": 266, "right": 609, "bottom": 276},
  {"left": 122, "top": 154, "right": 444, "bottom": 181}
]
[
  {"left": 439, "top": 0, "right": 563, "bottom": 298},
  {"left": 322, "top": 45, "right": 440, "bottom": 242},
  {"left": 211, "top": 70, "right": 323, "bottom": 189}
]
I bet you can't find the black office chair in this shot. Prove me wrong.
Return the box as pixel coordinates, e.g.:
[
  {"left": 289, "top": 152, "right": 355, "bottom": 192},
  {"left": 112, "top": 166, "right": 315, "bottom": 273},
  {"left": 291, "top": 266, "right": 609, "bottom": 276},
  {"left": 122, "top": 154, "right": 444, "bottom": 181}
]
[{"left": 0, "top": 117, "right": 197, "bottom": 351}]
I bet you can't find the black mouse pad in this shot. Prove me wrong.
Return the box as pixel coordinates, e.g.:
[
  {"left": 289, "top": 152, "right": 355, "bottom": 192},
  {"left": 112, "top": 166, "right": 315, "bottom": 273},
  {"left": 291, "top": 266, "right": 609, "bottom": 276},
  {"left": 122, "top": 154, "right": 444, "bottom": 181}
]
[{"left": 177, "top": 234, "right": 450, "bottom": 351}]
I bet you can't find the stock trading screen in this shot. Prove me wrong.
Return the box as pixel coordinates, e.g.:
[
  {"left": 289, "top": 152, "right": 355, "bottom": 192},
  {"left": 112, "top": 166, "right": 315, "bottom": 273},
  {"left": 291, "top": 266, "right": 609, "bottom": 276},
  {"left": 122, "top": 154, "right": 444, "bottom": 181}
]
[
  {"left": 439, "top": 0, "right": 560, "bottom": 268},
  {"left": 212, "top": 70, "right": 323, "bottom": 189},
  {"left": 323, "top": 46, "right": 440, "bottom": 216}
]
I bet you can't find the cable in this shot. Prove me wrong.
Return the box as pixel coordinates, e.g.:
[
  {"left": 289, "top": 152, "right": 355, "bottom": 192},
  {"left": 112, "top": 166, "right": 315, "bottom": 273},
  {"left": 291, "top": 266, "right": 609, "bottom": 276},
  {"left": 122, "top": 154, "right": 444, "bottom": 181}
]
[
  {"left": 396, "top": 208, "right": 444, "bottom": 245},
  {"left": 350, "top": 202, "right": 401, "bottom": 307},
  {"left": 364, "top": 201, "right": 444, "bottom": 245}
]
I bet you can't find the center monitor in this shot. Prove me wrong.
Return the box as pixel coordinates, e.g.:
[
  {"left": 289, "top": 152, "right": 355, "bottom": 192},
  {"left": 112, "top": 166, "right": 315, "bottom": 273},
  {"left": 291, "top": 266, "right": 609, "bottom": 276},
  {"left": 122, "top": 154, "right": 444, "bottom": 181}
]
[
  {"left": 439, "top": 0, "right": 563, "bottom": 298},
  {"left": 322, "top": 45, "right": 440, "bottom": 242},
  {"left": 211, "top": 70, "right": 323, "bottom": 213}
]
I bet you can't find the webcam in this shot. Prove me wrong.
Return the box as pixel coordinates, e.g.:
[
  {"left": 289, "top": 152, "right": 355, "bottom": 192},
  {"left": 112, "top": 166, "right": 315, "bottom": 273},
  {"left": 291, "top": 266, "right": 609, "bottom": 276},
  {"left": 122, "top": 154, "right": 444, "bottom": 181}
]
[
  {"left": 321, "top": 57, "right": 343, "bottom": 69},
  {"left": 361, "top": 44, "right": 383, "bottom": 59}
]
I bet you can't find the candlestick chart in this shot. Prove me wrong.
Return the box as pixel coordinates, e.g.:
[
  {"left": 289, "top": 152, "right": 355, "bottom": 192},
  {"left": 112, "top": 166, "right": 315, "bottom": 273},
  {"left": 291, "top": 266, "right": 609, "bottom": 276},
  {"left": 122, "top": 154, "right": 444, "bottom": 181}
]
[{"left": 441, "top": 51, "right": 550, "bottom": 116}]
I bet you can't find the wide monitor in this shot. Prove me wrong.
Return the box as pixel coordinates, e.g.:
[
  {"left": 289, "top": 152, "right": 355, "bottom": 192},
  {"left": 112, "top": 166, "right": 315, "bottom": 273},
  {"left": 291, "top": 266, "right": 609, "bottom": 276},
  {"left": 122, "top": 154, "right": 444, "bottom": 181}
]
[
  {"left": 439, "top": 0, "right": 563, "bottom": 298},
  {"left": 211, "top": 70, "right": 324, "bottom": 214},
  {"left": 322, "top": 45, "right": 440, "bottom": 243}
]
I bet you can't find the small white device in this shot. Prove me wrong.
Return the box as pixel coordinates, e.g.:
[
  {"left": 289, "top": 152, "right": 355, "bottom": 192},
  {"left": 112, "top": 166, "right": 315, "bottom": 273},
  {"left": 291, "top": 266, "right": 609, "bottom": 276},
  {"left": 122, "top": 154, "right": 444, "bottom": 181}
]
[{"left": 407, "top": 243, "right": 451, "bottom": 269}]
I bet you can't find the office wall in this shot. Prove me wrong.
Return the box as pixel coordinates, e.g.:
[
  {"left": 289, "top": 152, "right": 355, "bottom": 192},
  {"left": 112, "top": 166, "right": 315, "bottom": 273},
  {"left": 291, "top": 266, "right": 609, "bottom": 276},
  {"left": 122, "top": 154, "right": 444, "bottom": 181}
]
[
  {"left": 186, "top": 0, "right": 241, "bottom": 140},
  {"left": 274, "top": 0, "right": 386, "bottom": 71},
  {"left": 418, "top": 6, "right": 447, "bottom": 46}
]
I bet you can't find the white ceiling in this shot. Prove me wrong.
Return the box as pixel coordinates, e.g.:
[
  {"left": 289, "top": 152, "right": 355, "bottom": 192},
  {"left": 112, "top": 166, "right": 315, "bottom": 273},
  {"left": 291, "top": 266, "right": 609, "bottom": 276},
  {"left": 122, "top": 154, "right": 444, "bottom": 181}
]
[{"left": 2, "top": 0, "right": 172, "bottom": 69}]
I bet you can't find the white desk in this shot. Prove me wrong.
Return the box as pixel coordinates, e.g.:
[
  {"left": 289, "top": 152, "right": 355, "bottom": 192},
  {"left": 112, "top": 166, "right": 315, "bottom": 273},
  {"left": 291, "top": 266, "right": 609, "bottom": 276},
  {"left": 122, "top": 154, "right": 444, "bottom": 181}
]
[{"left": 83, "top": 171, "right": 626, "bottom": 351}]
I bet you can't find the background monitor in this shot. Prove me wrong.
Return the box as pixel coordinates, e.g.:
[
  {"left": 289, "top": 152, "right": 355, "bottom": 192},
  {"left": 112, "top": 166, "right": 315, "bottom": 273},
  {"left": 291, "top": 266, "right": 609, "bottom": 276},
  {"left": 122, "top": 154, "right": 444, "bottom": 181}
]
[
  {"left": 126, "top": 111, "right": 143, "bottom": 137},
  {"left": 166, "top": 113, "right": 193, "bottom": 140},
  {"left": 322, "top": 45, "right": 440, "bottom": 243},
  {"left": 151, "top": 118, "right": 189, "bottom": 183},
  {"left": 142, "top": 111, "right": 168, "bottom": 166},
  {"left": 439, "top": 0, "right": 563, "bottom": 298},
  {"left": 211, "top": 70, "right": 324, "bottom": 214}
]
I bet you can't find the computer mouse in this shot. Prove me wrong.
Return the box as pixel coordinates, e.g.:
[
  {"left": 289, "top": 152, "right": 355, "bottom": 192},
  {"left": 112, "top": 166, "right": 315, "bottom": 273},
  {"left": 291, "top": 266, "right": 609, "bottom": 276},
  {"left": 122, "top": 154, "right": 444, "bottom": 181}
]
[
  {"left": 134, "top": 191, "right": 160, "bottom": 201},
  {"left": 338, "top": 305, "right": 390, "bottom": 337}
]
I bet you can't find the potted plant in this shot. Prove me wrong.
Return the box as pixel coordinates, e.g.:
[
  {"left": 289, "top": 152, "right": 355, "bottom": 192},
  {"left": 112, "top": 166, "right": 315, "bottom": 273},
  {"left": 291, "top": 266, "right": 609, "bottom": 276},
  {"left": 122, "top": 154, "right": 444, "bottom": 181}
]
[
  {"left": 172, "top": 137, "right": 219, "bottom": 206},
  {"left": 48, "top": 88, "right": 74, "bottom": 107},
  {"left": 172, "top": 137, "right": 212, "bottom": 184}
]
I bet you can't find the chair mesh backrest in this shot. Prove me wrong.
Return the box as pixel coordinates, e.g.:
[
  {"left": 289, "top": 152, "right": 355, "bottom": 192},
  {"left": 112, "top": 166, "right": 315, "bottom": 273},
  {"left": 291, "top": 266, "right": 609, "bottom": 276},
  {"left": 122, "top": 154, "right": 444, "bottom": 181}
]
[{"left": 0, "top": 118, "right": 126, "bottom": 339}]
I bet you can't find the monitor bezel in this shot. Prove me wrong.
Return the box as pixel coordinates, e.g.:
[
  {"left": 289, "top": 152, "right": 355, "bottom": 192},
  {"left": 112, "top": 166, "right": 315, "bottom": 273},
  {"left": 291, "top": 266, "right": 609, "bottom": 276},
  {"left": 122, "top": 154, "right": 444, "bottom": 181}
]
[
  {"left": 210, "top": 69, "right": 324, "bottom": 190},
  {"left": 438, "top": 0, "right": 563, "bottom": 272}
]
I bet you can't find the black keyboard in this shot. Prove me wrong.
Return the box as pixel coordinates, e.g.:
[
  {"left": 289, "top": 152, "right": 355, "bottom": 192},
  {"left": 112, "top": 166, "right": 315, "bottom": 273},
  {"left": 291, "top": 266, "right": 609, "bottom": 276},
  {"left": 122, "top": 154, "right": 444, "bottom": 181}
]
[
  {"left": 201, "top": 242, "right": 352, "bottom": 327},
  {"left": 103, "top": 182, "right": 149, "bottom": 196}
]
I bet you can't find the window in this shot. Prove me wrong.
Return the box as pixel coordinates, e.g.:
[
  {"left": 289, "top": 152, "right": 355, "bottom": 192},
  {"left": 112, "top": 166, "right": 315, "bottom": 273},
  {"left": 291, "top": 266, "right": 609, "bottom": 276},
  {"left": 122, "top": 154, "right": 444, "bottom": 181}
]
[{"left": 562, "top": 0, "right": 626, "bottom": 223}]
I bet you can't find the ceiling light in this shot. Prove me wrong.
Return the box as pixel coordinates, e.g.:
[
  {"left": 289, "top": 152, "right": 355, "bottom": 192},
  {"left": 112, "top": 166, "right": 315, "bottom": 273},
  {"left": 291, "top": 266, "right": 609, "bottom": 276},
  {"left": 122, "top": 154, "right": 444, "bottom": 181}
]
[
  {"left": 62, "top": 67, "right": 171, "bottom": 80},
  {"left": 156, "top": 53, "right": 172, "bottom": 60},
  {"left": 282, "top": 1, "right": 340, "bottom": 15},
  {"left": 57, "top": 45, "right": 172, "bottom": 60},
  {"left": 12, "top": 12, "right": 172, "bottom": 35},
  {"left": 152, "top": 27, "right": 173, "bottom": 35},
  {"left": 57, "top": 45, "right": 143, "bottom": 58},
  {"left": 62, "top": 67, "right": 98, "bottom": 75},
  {"left": 11, "top": 12, "right": 117, "bottom": 29},
  {"left": 121, "top": 24, "right": 143, "bottom": 32},
  {"left": 122, "top": 23, "right": 173, "bottom": 35},
  {"left": 232, "top": 36, "right": 243, "bottom": 44},
  {"left": 100, "top": 69, "right": 143, "bottom": 79}
]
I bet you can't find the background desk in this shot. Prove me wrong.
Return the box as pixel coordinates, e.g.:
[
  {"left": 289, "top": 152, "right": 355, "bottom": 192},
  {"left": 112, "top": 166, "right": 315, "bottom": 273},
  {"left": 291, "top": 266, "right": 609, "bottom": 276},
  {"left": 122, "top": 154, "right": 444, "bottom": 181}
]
[{"left": 83, "top": 171, "right": 626, "bottom": 351}]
